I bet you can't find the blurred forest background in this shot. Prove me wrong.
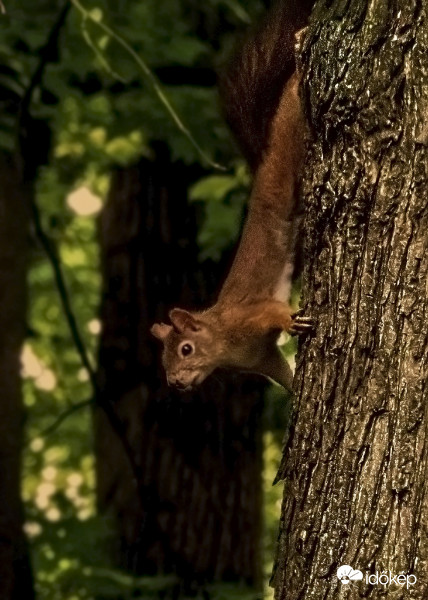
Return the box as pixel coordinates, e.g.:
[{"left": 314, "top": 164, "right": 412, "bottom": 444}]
[{"left": 0, "top": 1, "right": 301, "bottom": 598}]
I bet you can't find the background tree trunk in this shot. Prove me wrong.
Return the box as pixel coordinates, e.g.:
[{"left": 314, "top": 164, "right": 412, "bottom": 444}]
[
  {"left": 95, "top": 153, "right": 264, "bottom": 592},
  {"left": 273, "top": 1, "right": 428, "bottom": 599},
  {"left": 0, "top": 155, "right": 35, "bottom": 599}
]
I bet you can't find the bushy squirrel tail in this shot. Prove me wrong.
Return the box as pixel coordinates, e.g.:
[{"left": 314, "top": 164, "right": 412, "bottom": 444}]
[{"left": 219, "top": 0, "right": 315, "bottom": 172}]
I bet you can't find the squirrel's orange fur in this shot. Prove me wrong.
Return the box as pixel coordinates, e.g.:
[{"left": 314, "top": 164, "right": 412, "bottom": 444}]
[{"left": 151, "top": 1, "right": 314, "bottom": 390}]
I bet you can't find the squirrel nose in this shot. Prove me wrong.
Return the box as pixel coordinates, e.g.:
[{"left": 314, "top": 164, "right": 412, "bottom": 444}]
[
  {"left": 167, "top": 375, "right": 191, "bottom": 391},
  {"left": 168, "top": 375, "right": 181, "bottom": 388}
]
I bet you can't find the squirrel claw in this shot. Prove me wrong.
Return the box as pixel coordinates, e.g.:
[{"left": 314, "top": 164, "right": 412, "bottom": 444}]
[
  {"left": 288, "top": 310, "right": 314, "bottom": 336},
  {"left": 294, "top": 26, "right": 308, "bottom": 72},
  {"left": 294, "top": 27, "right": 308, "bottom": 49}
]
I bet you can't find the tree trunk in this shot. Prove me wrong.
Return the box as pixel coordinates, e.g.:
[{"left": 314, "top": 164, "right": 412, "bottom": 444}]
[
  {"left": 95, "top": 154, "right": 264, "bottom": 592},
  {"left": 273, "top": 1, "right": 428, "bottom": 599},
  {"left": 0, "top": 154, "right": 35, "bottom": 599}
]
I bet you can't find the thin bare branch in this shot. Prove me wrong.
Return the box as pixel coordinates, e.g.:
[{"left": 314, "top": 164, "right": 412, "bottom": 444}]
[
  {"left": 17, "top": 1, "right": 70, "bottom": 173},
  {"left": 31, "top": 198, "right": 145, "bottom": 488},
  {"left": 30, "top": 398, "right": 94, "bottom": 441},
  {"left": 69, "top": 0, "right": 225, "bottom": 171},
  {"left": 18, "top": 4, "right": 145, "bottom": 490}
]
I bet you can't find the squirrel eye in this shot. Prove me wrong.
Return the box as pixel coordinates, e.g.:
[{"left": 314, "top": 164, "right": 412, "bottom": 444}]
[{"left": 180, "top": 342, "right": 194, "bottom": 357}]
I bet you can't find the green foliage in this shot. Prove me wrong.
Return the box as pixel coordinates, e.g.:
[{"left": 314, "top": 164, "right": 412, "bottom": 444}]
[
  {"left": 190, "top": 164, "right": 250, "bottom": 260},
  {"left": 0, "top": 0, "right": 296, "bottom": 598}
]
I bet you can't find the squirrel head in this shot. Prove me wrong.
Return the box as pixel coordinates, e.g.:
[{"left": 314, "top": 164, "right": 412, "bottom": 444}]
[{"left": 151, "top": 308, "right": 218, "bottom": 391}]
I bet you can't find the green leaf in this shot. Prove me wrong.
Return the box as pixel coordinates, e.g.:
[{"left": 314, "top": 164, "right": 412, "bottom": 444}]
[{"left": 190, "top": 174, "right": 240, "bottom": 203}]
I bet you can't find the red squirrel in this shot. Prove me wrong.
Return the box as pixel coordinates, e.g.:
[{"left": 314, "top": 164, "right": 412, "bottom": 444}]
[{"left": 151, "top": 0, "right": 315, "bottom": 391}]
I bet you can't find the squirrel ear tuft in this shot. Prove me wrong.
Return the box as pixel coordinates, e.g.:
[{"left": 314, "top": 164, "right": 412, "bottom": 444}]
[
  {"left": 169, "top": 308, "right": 201, "bottom": 333},
  {"left": 150, "top": 322, "right": 172, "bottom": 341}
]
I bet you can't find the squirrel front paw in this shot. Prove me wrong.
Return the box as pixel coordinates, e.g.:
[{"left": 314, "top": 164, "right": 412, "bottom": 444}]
[{"left": 288, "top": 308, "right": 313, "bottom": 336}]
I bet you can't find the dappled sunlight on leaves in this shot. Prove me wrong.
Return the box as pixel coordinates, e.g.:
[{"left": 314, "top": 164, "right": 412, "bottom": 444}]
[{"left": 1, "top": 0, "right": 289, "bottom": 597}]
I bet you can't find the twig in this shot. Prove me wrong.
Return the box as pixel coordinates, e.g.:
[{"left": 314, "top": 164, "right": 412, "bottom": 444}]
[
  {"left": 0, "top": 1, "right": 6, "bottom": 15},
  {"left": 16, "top": 4, "right": 231, "bottom": 554},
  {"left": 18, "top": 2, "right": 145, "bottom": 489},
  {"left": 31, "top": 202, "right": 96, "bottom": 380},
  {"left": 81, "top": 21, "right": 126, "bottom": 83},
  {"left": 31, "top": 199, "right": 145, "bottom": 486},
  {"left": 32, "top": 398, "right": 94, "bottom": 440},
  {"left": 69, "top": 0, "right": 225, "bottom": 171},
  {"left": 17, "top": 1, "right": 70, "bottom": 169}
]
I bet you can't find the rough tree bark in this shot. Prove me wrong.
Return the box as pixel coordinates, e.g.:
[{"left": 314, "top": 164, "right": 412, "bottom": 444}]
[
  {"left": 94, "top": 154, "right": 264, "bottom": 592},
  {"left": 273, "top": 1, "right": 427, "bottom": 599},
  {"left": 0, "top": 155, "right": 35, "bottom": 599}
]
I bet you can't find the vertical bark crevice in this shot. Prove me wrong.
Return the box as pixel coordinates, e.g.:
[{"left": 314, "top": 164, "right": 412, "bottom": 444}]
[{"left": 273, "top": 1, "right": 428, "bottom": 599}]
